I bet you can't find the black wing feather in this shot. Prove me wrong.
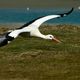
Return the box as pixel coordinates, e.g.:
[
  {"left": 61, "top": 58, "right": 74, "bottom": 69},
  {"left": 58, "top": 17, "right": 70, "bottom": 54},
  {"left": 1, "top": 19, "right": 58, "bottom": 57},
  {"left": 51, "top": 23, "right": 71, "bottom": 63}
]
[
  {"left": 18, "top": 8, "right": 74, "bottom": 29},
  {"left": 17, "top": 16, "right": 44, "bottom": 29},
  {"left": 0, "top": 32, "right": 14, "bottom": 47}
]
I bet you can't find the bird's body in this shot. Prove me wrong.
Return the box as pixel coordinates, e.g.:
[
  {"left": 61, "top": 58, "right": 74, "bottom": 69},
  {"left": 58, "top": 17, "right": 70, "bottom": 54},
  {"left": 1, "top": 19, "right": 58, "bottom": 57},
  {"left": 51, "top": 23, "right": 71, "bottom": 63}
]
[
  {"left": 0, "top": 8, "right": 73, "bottom": 47},
  {"left": 8, "top": 15, "right": 61, "bottom": 39}
]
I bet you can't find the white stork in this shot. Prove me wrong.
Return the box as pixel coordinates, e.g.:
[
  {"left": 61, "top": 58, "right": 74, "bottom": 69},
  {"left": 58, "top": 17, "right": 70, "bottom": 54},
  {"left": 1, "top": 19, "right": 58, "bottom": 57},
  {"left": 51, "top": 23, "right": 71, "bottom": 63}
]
[{"left": 0, "top": 8, "right": 73, "bottom": 47}]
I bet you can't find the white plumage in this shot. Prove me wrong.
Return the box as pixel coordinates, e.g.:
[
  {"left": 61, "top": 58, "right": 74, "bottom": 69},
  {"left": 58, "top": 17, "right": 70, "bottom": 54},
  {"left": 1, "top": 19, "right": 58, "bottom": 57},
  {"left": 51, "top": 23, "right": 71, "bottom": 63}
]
[
  {"left": 9, "top": 8, "right": 73, "bottom": 42},
  {"left": 0, "top": 8, "right": 74, "bottom": 47}
]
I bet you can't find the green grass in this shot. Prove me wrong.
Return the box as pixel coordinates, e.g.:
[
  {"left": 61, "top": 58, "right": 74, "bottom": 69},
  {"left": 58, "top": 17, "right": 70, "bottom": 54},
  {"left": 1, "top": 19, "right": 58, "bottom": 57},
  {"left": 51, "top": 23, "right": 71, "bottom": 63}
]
[{"left": 0, "top": 24, "right": 80, "bottom": 80}]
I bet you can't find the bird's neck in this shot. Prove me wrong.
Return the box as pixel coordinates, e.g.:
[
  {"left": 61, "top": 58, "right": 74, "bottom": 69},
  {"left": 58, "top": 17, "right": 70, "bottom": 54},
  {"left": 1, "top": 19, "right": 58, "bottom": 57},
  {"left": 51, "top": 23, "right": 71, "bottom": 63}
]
[
  {"left": 30, "top": 29, "right": 49, "bottom": 39},
  {"left": 33, "top": 31, "right": 47, "bottom": 39},
  {"left": 40, "top": 34, "right": 49, "bottom": 39},
  {"left": 38, "top": 34, "right": 47, "bottom": 39}
]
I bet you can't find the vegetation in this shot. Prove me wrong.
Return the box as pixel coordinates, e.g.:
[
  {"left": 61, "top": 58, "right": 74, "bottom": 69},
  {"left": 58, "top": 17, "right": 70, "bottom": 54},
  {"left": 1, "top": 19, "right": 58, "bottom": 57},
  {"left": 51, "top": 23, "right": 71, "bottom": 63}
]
[{"left": 0, "top": 24, "right": 80, "bottom": 80}]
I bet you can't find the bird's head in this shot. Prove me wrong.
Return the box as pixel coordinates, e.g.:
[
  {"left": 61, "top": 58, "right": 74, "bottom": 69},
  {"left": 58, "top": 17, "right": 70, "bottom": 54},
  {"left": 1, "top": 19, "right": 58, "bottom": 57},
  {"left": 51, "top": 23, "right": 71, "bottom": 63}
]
[{"left": 46, "top": 34, "right": 61, "bottom": 43}]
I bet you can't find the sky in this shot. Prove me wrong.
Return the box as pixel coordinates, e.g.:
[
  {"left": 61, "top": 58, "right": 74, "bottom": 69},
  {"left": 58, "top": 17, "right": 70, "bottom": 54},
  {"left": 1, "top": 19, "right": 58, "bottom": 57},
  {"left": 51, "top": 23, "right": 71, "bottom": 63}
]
[{"left": 0, "top": 0, "right": 79, "bottom": 8}]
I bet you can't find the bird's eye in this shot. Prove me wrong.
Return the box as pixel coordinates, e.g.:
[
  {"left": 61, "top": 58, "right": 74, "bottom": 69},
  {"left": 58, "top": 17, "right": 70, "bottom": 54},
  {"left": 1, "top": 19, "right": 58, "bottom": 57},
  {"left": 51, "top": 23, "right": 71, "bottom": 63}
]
[{"left": 50, "top": 36, "right": 52, "bottom": 38}]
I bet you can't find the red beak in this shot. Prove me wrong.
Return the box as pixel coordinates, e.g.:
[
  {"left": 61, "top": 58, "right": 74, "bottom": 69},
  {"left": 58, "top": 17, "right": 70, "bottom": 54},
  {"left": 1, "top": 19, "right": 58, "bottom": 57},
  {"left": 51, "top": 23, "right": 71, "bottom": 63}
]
[{"left": 52, "top": 37, "right": 61, "bottom": 43}]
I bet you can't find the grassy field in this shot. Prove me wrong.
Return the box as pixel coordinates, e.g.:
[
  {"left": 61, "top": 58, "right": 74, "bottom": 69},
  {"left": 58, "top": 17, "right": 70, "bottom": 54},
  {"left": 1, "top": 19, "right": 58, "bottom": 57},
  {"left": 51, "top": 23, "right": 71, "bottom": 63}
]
[{"left": 0, "top": 24, "right": 80, "bottom": 80}]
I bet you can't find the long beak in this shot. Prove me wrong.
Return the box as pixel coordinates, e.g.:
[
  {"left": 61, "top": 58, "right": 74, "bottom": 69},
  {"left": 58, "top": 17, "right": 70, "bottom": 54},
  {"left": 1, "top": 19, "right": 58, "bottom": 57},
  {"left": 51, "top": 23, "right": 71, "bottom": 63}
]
[{"left": 52, "top": 37, "right": 61, "bottom": 43}]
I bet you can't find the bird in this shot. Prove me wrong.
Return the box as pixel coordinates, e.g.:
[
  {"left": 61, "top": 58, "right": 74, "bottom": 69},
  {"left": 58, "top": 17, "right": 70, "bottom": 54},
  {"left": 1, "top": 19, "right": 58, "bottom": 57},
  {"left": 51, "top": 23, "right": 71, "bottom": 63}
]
[{"left": 0, "top": 8, "right": 73, "bottom": 47}]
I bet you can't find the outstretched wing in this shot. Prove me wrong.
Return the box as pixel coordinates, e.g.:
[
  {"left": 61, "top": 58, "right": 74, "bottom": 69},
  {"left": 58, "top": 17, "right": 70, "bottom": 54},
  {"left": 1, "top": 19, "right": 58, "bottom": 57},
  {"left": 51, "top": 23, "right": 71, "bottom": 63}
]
[{"left": 18, "top": 8, "right": 74, "bottom": 29}]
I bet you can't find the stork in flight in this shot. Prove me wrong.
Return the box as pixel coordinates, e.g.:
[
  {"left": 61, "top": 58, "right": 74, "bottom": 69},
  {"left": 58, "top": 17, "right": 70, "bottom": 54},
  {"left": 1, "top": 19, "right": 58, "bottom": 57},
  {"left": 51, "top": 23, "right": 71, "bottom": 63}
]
[{"left": 0, "top": 8, "right": 73, "bottom": 47}]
